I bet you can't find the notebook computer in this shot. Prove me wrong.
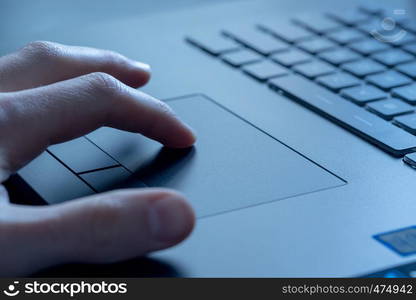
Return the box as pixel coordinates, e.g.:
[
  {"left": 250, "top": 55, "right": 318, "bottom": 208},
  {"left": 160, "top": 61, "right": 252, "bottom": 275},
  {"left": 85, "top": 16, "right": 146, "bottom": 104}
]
[{"left": 7, "top": 0, "right": 416, "bottom": 277}]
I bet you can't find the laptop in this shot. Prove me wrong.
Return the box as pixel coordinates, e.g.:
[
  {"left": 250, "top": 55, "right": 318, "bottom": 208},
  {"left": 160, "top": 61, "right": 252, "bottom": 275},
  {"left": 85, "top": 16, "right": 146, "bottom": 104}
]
[{"left": 7, "top": 0, "right": 416, "bottom": 277}]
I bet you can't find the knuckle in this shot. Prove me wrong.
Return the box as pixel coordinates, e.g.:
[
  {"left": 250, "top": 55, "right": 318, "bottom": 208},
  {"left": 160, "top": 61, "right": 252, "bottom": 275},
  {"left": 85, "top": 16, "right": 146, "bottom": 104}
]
[
  {"left": 136, "top": 93, "right": 179, "bottom": 137},
  {"left": 153, "top": 98, "right": 175, "bottom": 117},
  {"left": 21, "top": 41, "right": 62, "bottom": 62},
  {"left": 84, "top": 199, "right": 123, "bottom": 256},
  {"left": 101, "top": 50, "right": 127, "bottom": 66},
  {"left": 157, "top": 100, "right": 179, "bottom": 121},
  {"left": 157, "top": 100, "right": 173, "bottom": 114},
  {"left": 0, "top": 95, "right": 16, "bottom": 126},
  {"left": 84, "top": 72, "right": 124, "bottom": 96}
]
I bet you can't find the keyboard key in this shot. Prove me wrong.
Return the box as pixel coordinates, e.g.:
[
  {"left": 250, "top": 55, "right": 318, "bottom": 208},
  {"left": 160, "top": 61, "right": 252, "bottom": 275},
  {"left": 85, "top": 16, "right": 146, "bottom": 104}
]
[
  {"left": 367, "top": 98, "right": 413, "bottom": 120},
  {"left": 293, "top": 13, "right": 342, "bottom": 33},
  {"left": 341, "top": 85, "right": 387, "bottom": 105},
  {"left": 381, "top": 270, "right": 409, "bottom": 278},
  {"left": 186, "top": 34, "right": 239, "bottom": 56},
  {"left": 269, "top": 74, "right": 416, "bottom": 156},
  {"left": 48, "top": 137, "right": 119, "bottom": 174},
  {"left": 328, "top": 10, "right": 371, "bottom": 25},
  {"left": 270, "top": 49, "right": 312, "bottom": 66},
  {"left": 401, "top": 21, "right": 416, "bottom": 34},
  {"left": 359, "top": 4, "right": 385, "bottom": 15},
  {"left": 360, "top": 20, "right": 416, "bottom": 45},
  {"left": 316, "top": 72, "right": 360, "bottom": 91},
  {"left": 392, "top": 84, "right": 416, "bottom": 105},
  {"left": 396, "top": 61, "right": 416, "bottom": 78},
  {"left": 366, "top": 70, "right": 412, "bottom": 90},
  {"left": 403, "top": 43, "right": 416, "bottom": 55},
  {"left": 371, "top": 49, "right": 414, "bottom": 67},
  {"left": 356, "top": 18, "right": 383, "bottom": 35},
  {"left": 292, "top": 60, "right": 335, "bottom": 78},
  {"left": 318, "top": 48, "right": 361, "bottom": 65},
  {"left": 391, "top": 32, "right": 416, "bottom": 46},
  {"left": 326, "top": 28, "right": 366, "bottom": 44},
  {"left": 259, "top": 21, "right": 313, "bottom": 43},
  {"left": 394, "top": 114, "right": 416, "bottom": 134},
  {"left": 404, "top": 152, "right": 416, "bottom": 168},
  {"left": 384, "top": 11, "right": 409, "bottom": 26},
  {"left": 242, "top": 60, "right": 288, "bottom": 81},
  {"left": 297, "top": 38, "right": 337, "bottom": 54},
  {"left": 80, "top": 167, "right": 146, "bottom": 192},
  {"left": 221, "top": 49, "right": 262, "bottom": 67},
  {"left": 341, "top": 59, "right": 386, "bottom": 77},
  {"left": 223, "top": 27, "right": 289, "bottom": 55},
  {"left": 348, "top": 39, "right": 391, "bottom": 55}
]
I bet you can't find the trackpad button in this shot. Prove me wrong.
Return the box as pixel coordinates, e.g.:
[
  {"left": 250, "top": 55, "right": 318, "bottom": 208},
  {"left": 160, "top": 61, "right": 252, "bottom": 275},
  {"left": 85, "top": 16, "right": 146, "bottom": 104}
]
[{"left": 87, "top": 95, "right": 344, "bottom": 217}]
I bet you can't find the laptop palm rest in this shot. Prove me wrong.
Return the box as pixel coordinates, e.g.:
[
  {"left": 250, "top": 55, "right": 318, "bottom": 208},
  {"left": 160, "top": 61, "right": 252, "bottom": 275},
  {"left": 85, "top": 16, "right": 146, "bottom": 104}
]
[{"left": 85, "top": 94, "right": 345, "bottom": 217}]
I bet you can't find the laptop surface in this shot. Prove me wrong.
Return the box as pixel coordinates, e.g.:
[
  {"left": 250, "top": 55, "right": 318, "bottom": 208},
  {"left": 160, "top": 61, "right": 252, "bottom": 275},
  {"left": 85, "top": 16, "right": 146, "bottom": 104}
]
[{"left": 6, "top": 0, "right": 416, "bottom": 277}]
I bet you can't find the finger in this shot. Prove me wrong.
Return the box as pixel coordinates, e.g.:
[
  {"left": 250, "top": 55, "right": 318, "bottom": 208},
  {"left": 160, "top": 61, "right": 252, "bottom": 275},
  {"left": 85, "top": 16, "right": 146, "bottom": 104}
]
[
  {"left": 0, "top": 72, "right": 196, "bottom": 173},
  {"left": 0, "top": 188, "right": 195, "bottom": 276},
  {"left": 0, "top": 184, "right": 9, "bottom": 204},
  {"left": 0, "top": 41, "right": 151, "bottom": 92}
]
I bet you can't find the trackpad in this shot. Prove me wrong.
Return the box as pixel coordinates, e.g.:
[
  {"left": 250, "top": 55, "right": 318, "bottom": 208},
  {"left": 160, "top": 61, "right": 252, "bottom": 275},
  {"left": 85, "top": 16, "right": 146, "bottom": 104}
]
[{"left": 87, "top": 95, "right": 344, "bottom": 217}]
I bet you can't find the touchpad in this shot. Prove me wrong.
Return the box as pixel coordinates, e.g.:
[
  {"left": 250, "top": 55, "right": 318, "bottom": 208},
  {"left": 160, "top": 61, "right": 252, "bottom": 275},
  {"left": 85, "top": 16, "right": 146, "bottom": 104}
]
[{"left": 87, "top": 95, "right": 344, "bottom": 217}]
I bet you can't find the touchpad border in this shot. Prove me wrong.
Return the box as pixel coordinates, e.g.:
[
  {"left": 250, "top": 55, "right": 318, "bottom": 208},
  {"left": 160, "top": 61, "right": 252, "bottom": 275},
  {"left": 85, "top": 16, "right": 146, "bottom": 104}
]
[{"left": 86, "top": 94, "right": 346, "bottom": 217}]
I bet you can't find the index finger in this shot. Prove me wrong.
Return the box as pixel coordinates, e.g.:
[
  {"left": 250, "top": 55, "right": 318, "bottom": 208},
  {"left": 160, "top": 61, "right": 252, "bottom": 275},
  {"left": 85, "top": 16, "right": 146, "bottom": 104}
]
[{"left": 0, "top": 72, "right": 196, "bottom": 173}]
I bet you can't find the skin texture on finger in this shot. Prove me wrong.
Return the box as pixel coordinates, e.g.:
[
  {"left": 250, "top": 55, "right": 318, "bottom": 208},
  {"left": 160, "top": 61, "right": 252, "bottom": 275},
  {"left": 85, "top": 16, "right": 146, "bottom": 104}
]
[
  {"left": 0, "top": 188, "right": 195, "bottom": 276},
  {"left": 0, "top": 41, "right": 151, "bottom": 92},
  {"left": 0, "top": 72, "right": 196, "bottom": 177}
]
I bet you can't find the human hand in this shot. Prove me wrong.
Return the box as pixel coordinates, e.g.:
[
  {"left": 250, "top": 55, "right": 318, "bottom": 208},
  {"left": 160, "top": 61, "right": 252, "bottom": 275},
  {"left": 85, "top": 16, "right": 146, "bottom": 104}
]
[{"left": 0, "top": 41, "right": 196, "bottom": 276}]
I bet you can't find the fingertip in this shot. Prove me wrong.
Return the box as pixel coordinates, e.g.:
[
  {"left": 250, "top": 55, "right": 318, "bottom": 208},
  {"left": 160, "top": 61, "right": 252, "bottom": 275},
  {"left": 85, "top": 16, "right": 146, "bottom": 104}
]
[
  {"left": 148, "top": 192, "right": 195, "bottom": 246},
  {"left": 131, "top": 61, "right": 151, "bottom": 74},
  {"left": 128, "top": 61, "right": 151, "bottom": 88},
  {"left": 183, "top": 123, "right": 198, "bottom": 145},
  {"left": 162, "top": 123, "right": 197, "bottom": 149},
  {"left": 28, "top": 188, "right": 196, "bottom": 268}
]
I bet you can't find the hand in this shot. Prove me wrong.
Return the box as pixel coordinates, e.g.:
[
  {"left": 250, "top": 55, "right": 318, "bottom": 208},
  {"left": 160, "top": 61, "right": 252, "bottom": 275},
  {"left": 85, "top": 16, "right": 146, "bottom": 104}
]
[{"left": 0, "top": 41, "right": 196, "bottom": 276}]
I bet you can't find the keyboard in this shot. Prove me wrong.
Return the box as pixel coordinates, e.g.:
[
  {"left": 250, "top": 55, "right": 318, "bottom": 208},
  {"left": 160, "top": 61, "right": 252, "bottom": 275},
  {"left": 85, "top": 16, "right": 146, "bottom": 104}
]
[{"left": 186, "top": 5, "right": 416, "bottom": 167}]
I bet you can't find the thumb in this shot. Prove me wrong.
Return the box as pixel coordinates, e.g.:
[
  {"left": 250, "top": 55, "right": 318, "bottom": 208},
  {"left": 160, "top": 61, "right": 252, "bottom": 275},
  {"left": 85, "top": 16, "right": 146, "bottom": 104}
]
[{"left": 0, "top": 188, "right": 194, "bottom": 276}]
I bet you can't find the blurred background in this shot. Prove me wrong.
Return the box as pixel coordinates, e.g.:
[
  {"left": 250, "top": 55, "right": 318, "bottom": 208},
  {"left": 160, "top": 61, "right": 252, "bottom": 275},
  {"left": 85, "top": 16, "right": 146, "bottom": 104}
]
[
  {"left": 0, "top": 0, "right": 240, "bottom": 55},
  {"left": 0, "top": 0, "right": 413, "bottom": 54}
]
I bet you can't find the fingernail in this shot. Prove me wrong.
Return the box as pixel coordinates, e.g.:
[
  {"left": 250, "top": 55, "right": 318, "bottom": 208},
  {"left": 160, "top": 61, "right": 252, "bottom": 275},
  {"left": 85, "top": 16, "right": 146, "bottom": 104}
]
[
  {"left": 132, "top": 61, "right": 151, "bottom": 73},
  {"left": 148, "top": 196, "right": 194, "bottom": 243}
]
